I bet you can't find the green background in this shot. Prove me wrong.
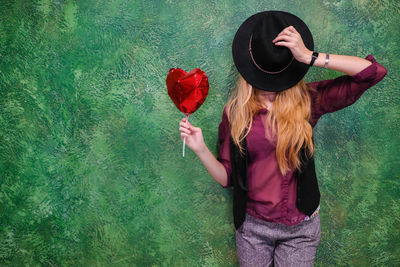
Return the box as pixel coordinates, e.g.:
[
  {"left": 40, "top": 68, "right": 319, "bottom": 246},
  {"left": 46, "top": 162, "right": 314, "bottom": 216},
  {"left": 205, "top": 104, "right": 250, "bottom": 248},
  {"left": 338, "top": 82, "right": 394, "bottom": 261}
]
[{"left": 1, "top": 0, "right": 399, "bottom": 266}]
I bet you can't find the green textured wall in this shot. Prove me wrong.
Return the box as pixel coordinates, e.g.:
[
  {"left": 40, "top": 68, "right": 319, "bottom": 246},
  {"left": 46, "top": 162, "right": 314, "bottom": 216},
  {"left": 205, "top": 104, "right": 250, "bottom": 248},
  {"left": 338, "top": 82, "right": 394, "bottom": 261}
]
[{"left": 1, "top": 0, "right": 399, "bottom": 266}]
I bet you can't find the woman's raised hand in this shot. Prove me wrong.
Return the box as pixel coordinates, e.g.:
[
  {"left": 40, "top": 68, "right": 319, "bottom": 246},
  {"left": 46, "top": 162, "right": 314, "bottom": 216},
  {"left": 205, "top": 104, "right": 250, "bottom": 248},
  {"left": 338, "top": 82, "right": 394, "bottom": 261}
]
[
  {"left": 272, "top": 25, "right": 377, "bottom": 75},
  {"left": 272, "top": 25, "right": 312, "bottom": 65},
  {"left": 179, "top": 118, "right": 206, "bottom": 154}
]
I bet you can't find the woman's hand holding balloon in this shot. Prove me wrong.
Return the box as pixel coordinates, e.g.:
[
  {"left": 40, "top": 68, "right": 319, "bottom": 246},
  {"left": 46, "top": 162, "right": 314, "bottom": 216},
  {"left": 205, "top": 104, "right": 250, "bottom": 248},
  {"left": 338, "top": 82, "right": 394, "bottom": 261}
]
[
  {"left": 179, "top": 118, "right": 206, "bottom": 154},
  {"left": 179, "top": 118, "right": 228, "bottom": 187}
]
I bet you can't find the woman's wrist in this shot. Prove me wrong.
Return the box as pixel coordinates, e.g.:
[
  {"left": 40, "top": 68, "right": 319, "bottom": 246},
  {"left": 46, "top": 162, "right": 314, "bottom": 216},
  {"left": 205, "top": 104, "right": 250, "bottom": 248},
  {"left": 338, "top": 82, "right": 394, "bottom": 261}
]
[
  {"left": 311, "top": 52, "right": 328, "bottom": 68},
  {"left": 303, "top": 51, "right": 329, "bottom": 69},
  {"left": 194, "top": 142, "right": 208, "bottom": 155},
  {"left": 300, "top": 50, "right": 313, "bottom": 65},
  {"left": 299, "top": 49, "right": 328, "bottom": 68}
]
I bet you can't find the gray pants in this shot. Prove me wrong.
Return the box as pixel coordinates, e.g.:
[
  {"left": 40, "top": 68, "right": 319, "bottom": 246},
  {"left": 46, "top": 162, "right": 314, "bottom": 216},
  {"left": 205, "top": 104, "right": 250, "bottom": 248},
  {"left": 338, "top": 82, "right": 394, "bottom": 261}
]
[{"left": 235, "top": 212, "right": 321, "bottom": 267}]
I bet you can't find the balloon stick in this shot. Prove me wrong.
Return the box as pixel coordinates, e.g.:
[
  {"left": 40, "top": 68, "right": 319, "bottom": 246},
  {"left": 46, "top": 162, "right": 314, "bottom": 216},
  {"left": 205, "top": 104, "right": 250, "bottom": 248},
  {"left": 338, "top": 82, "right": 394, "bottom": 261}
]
[{"left": 183, "top": 114, "right": 189, "bottom": 157}]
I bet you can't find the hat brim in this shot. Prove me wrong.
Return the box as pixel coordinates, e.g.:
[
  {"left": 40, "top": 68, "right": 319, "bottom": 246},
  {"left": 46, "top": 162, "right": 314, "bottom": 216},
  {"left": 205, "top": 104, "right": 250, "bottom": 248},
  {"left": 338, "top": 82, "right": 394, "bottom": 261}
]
[{"left": 232, "top": 11, "right": 314, "bottom": 92}]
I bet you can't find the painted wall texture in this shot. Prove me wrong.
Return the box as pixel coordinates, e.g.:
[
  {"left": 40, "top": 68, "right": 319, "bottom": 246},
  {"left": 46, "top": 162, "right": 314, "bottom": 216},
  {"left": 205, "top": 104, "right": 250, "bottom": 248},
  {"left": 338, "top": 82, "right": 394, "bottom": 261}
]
[{"left": 0, "top": 0, "right": 399, "bottom": 266}]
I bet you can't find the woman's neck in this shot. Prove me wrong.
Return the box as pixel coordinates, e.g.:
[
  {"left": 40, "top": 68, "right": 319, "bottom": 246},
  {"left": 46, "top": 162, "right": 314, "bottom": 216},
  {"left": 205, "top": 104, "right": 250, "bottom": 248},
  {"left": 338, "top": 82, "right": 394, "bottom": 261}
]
[
  {"left": 255, "top": 89, "right": 276, "bottom": 111},
  {"left": 258, "top": 100, "right": 273, "bottom": 111}
]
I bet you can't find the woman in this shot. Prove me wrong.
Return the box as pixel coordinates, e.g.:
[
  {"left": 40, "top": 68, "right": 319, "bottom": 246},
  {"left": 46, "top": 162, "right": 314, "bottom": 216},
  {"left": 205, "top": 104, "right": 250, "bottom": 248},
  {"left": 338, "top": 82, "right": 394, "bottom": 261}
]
[{"left": 179, "top": 11, "right": 386, "bottom": 266}]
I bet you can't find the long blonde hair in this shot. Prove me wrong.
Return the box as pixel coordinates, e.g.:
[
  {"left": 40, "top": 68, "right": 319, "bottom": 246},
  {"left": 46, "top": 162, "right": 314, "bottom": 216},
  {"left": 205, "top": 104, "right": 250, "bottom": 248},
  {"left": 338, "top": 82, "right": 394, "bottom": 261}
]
[{"left": 226, "top": 75, "right": 316, "bottom": 175}]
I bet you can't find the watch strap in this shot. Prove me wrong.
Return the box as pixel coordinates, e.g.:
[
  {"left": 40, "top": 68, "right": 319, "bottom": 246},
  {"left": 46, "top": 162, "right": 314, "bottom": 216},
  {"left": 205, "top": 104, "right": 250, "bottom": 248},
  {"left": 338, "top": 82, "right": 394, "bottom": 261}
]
[{"left": 309, "top": 51, "right": 319, "bottom": 67}]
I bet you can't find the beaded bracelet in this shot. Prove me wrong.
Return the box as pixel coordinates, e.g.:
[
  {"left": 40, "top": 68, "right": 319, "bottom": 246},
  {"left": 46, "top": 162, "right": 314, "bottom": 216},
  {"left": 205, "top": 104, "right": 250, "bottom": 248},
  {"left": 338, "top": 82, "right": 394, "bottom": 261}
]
[{"left": 302, "top": 205, "right": 320, "bottom": 221}]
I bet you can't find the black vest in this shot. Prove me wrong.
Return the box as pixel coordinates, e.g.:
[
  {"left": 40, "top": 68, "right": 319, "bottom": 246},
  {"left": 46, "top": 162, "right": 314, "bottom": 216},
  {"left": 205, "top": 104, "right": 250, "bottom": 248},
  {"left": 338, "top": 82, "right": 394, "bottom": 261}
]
[{"left": 229, "top": 137, "right": 320, "bottom": 230}]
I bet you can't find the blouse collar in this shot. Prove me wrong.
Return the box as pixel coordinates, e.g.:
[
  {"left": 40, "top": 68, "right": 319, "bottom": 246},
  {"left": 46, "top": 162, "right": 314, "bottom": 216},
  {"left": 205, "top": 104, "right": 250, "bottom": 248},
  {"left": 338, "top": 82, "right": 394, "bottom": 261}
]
[{"left": 256, "top": 108, "right": 269, "bottom": 114}]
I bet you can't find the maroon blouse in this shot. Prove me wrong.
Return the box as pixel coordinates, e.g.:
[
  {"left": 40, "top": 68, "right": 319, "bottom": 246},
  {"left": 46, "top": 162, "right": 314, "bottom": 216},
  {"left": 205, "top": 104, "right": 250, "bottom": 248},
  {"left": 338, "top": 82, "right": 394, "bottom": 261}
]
[{"left": 217, "top": 55, "right": 387, "bottom": 226}]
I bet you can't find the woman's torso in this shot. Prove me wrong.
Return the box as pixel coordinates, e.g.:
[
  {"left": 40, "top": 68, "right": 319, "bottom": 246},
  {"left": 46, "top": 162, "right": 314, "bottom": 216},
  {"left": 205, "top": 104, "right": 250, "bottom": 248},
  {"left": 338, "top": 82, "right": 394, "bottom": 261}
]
[{"left": 244, "top": 108, "right": 309, "bottom": 226}]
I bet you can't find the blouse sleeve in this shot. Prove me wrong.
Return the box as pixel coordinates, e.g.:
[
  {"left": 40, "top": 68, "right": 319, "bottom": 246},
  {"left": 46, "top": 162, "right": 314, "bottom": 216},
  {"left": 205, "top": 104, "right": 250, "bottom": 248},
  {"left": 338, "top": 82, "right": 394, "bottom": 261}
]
[
  {"left": 217, "top": 107, "right": 232, "bottom": 188},
  {"left": 307, "top": 54, "right": 387, "bottom": 126}
]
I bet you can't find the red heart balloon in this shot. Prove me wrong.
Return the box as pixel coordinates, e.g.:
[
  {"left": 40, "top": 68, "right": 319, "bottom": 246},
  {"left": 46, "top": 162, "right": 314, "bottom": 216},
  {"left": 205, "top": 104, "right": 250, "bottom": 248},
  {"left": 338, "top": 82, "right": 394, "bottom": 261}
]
[{"left": 166, "top": 68, "right": 209, "bottom": 115}]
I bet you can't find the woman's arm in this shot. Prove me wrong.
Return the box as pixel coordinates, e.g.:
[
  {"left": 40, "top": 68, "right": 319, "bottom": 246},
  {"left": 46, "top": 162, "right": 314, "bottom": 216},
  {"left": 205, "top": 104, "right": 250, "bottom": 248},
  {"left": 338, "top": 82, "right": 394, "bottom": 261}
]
[
  {"left": 273, "top": 25, "right": 373, "bottom": 75},
  {"left": 273, "top": 25, "right": 387, "bottom": 125},
  {"left": 179, "top": 118, "right": 229, "bottom": 187},
  {"left": 302, "top": 52, "right": 372, "bottom": 76},
  {"left": 306, "top": 54, "right": 387, "bottom": 125}
]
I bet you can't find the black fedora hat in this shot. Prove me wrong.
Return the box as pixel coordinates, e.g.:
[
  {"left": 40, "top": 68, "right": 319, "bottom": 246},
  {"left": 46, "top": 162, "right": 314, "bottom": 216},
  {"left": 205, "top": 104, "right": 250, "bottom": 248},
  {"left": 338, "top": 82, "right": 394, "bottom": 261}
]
[{"left": 232, "top": 10, "right": 314, "bottom": 92}]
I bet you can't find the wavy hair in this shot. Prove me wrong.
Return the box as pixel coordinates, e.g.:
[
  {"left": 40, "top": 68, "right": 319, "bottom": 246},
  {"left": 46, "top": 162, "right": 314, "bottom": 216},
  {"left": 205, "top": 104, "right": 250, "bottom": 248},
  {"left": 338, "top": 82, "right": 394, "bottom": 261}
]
[{"left": 226, "top": 75, "right": 316, "bottom": 175}]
